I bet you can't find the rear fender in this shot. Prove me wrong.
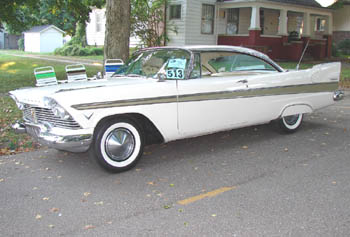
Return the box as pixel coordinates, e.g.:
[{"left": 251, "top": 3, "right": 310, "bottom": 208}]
[
  {"left": 280, "top": 104, "right": 313, "bottom": 117},
  {"left": 311, "top": 62, "right": 341, "bottom": 84}
]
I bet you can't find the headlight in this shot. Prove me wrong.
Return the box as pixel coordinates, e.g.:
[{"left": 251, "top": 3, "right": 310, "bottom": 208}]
[
  {"left": 53, "top": 106, "right": 71, "bottom": 120},
  {"left": 43, "top": 97, "right": 72, "bottom": 120},
  {"left": 9, "top": 94, "right": 25, "bottom": 110},
  {"left": 43, "top": 97, "right": 57, "bottom": 109}
]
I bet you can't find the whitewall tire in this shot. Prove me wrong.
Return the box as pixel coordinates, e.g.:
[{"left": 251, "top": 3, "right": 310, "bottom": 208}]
[
  {"left": 92, "top": 118, "right": 144, "bottom": 172},
  {"left": 278, "top": 113, "right": 303, "bottom": 133}
]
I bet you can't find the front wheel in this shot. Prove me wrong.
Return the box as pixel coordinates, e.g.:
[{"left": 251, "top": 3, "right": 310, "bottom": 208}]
[
  {"left": 278, "top": 113, "right": 303, "bottom": 133},
  {"left": 91, "top": 118, "right": 144, "bottom": 172}
]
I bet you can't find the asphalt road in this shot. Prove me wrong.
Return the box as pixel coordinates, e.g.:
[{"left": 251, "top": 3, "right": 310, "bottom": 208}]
[{"left": 1, "top": 95, "right": 350, "bottom": 236}]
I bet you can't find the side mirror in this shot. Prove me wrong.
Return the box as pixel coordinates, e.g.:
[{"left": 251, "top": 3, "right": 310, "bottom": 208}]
[{"left": 157, "top": 72, "right": 166, "bottom": 82}]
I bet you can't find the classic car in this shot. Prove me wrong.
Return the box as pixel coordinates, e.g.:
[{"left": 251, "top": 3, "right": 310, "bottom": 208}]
[{"left": 9, "top": 45, "right": 343, "bottom": 172}]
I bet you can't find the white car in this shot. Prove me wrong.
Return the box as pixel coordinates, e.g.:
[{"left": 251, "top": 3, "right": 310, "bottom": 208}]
[{"left": 9, "top": 45, "right": 343, "bottom": 172}]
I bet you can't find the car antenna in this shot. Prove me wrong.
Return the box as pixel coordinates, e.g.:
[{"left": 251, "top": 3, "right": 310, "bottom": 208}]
[{"left": 296, "top": 39, "right": 310, "bottom": 70}]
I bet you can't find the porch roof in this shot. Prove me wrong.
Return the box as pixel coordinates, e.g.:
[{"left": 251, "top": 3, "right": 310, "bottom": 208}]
[
  {"left": 220, "top": 0, "right": 326, "bottom": 9},
  {"left": 267, "top": 0, "right": 322, "bottom": 8}
]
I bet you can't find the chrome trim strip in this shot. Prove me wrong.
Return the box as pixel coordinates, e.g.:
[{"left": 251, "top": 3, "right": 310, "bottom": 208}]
[{"left": 72, "top": 82, "right": 338, "bottom": 110}]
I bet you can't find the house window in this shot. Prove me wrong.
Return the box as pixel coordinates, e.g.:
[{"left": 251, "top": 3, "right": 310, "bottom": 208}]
[
  {"left": 260, "top": 9, "right": 264, "bottom": 34},
  {"left": 170, "top": 5, "right": 181, "bottom": 20},
  {"left": 201, "top": 4, "right": 215, "bottom": 34},
  {"left": 95, "top": 12, "right": 103, "bottom": 32},
  {"left": 315, "top": 17, "right": 326, "bottom": 31},
  {"left": 227, "top": 9, "right": 239, "bottom": 35}
]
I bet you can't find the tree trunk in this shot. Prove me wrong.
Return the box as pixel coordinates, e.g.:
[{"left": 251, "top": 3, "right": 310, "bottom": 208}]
[{"left": 104, "top": 0, "right": 130, "bottom": 62}]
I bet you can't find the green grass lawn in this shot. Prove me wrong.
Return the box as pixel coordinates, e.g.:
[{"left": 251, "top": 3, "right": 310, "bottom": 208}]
[
  {"left": 1, "top": 47, "right": 138, "bottom": 62},
  {"left": 0, "top": 53, "right": 101, "bottom": 154},
  {"left": 0, "top": 54, "right": 102, "bottom": 93}
]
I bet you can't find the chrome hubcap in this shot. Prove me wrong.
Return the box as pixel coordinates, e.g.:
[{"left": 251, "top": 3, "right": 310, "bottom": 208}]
[
  {"left": 284, "top": 114, "right": 299, "bottom": 125},
  {"left": 105, "top": 128, "right": 135, "bottom": 161}
]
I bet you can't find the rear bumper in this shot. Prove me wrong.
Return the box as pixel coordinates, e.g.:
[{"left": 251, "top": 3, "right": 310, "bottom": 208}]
[
  {"left": 334, "top": 90, "right": 344, "bottom": 101},
  {"left": 12, "top": 122, "right": 93, "bottom": 153}
]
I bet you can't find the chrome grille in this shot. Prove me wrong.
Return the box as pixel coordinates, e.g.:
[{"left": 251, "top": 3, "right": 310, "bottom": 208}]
[{"left": 23, "top": 104, "right": 81, "bottom": 129}]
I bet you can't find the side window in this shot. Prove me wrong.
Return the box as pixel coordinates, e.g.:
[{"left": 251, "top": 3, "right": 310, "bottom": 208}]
[
  {"left": 202, "top": 52, "right": 276, "bottom": 74},
  {"left": 190, "top": 53, "right": 201, "bottom": 79}
]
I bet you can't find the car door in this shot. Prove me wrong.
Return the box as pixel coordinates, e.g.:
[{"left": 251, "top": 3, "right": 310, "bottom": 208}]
[
  {"left": 177, "top": 52, "right": 253, "bottom": 137},
  {"left": 176, "top": 51, "right": 283, "bottom": 137}
]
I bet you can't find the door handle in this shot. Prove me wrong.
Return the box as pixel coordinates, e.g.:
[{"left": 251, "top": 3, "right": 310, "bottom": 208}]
[{"left": 237, "top": 79, "right": 248, "bottom": 83}]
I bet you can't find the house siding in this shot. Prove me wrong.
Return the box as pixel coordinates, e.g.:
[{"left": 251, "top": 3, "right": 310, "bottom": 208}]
[
  {"left": 184, "top": 0, "right": 217, "bottom": 45},
  {"left": 86, "top": 8, "right": 141, "bottom": 47},
  {"left": 40, "top": 28, "right": 63, "bottom": 53},
  {"left": 24, "top": 33, "right": 41, "bottom": 52},
  {"left": 333, "top": 5, "right": 350, "bottom": 31},
  {"left": 86, "top": 8, "right": 106, "bottom": 46},
  {"left": 167, "top": 0, "right": 187, "bottom": 46}
]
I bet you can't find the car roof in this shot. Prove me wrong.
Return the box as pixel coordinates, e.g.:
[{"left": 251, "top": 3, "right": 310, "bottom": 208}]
[{"left": 138, "top": 45, "right": 284, "bottom": 72}]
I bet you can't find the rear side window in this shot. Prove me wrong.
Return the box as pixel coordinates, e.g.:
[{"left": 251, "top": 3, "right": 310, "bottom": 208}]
[{"left": 201, "top": 52, "right": 276, "bottom": 74}]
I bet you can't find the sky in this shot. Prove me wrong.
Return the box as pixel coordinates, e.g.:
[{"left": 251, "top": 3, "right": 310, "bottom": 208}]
[{"left": 315, "top": 0, "right": 337, "bottom": 7}]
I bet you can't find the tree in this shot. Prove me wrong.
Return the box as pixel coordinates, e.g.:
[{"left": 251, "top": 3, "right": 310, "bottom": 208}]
[
  {"left": 1, "top": 0, "right": 105, "bottom": 36},
  {"left": 131, "top": 0, "right": 167, "bottom": 47},
  {"left": 0, "top": 0, "right": 38, "bottom": 32},
  {"left": 104, "top": 0, "right": 131, "bottom": 62}
]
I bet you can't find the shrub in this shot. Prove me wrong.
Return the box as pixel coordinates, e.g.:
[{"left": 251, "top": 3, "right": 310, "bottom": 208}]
[
  {"left": 18, "top": 38, "right": 24, "bottom": 51},
  {"left": 338, "top": 39, "right": 350, "bottom": 55},
  {"left": 88, "top": 47, "right": 104, "bottom": 55},
  {"left": 61, "top": 45, "right": 74, "bottom": 56},
  {"left": 54, "top": 44, "right": 103, "bottom": 56},
  {"left": 332, "top": 43, "right": 340, "bottom": 57}
]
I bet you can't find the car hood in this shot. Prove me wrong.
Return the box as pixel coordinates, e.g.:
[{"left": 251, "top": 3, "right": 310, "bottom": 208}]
[{"left": 9, "top": 77, "right": 157, "bottom": 106}]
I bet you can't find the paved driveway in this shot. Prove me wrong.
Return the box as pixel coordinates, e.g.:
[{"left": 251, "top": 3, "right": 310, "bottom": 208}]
[{"left": 1, "top": 95, "right": 350, "bottom": 236}]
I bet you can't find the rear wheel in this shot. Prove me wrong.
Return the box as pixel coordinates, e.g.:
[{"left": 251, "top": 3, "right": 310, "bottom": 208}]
[
  {"left": 91, "top": 118, "right": 144, "bottom": 172},
  {"left": 278, "top": 113, "right": 303, "bottom": 133}
]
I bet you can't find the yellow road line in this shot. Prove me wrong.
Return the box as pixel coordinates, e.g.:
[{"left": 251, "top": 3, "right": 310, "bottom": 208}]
[{"left": 177, "top": 186, "right": 237, "bottom": 205}]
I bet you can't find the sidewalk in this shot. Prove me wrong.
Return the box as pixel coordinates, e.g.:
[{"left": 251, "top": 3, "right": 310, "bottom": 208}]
[{"left": 1, "top": 52, "right": 103, "bottom": 67}]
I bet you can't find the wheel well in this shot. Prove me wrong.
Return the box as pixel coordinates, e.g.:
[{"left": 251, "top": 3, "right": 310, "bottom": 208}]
[{"left": 94, "top": 113, "right": 164, "bottom": 145}]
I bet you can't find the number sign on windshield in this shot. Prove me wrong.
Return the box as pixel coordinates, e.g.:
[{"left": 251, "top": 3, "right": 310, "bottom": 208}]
[{"left": 166, "top": 69, "right": 184, "bottom": 79}]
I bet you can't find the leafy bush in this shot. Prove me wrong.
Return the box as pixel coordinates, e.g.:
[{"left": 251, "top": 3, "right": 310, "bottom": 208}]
[
  {"left": 89, "top": 47, "right": 104, "bottom": 55},
  {"left": 18, "top": 38, "right": 24, "bottom": 51},
  {"left": 332, "top": 43, "right": 340, "bottom": 57},
  {"left": 54, "top": 43, "right": 103, "bottom": 56},
  {"left": 337, "top": 39, "right": 350, "bottom": 54}
]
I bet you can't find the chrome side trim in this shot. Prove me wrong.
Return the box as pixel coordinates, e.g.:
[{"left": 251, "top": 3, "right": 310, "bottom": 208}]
[{"left": 72, "top": 82, "right": 338, "bottom": 111}]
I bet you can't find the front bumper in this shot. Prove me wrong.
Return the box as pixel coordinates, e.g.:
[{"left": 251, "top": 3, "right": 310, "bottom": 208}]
[{"left": 12, "top": 122, "right": 93, "bottom": 153}]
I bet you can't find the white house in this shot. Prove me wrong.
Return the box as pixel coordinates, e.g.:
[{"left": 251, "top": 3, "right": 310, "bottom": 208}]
[
  {"left": 86, "top": 8, "right": 141, "bottom": 47},
  {"left": 24, "top": 25, "right": 65, "bottom": 53},
  {"left": 166, "top": 0, "right": 335, "bottom": 60},
  {"left": 333, "top": 0, "right": 350, "bottom": 43}
]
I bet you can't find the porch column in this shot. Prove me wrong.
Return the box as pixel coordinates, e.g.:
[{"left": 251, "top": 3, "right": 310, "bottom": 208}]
[
  {"left": 248, "top": 6, "right": 261, "bottom": 45},
  {"left": 249, "top": 6, "right": 261, "bottom": 30},
  {"left": 278, "top": 9, "right": 288, "bottom": 36},
  {"left": 325, "top": 15, "right": 333, "bottom": 35},
  {"left": 302, "top": 12, "right": 311, "bottom": 37},
  {"left": 324, "top": 15, "right": 333, "bottom": 58}
]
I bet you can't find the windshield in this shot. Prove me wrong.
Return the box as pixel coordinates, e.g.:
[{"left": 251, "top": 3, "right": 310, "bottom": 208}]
[{"left": 112, "top": 49, "right": 191, "bottom": 79}]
